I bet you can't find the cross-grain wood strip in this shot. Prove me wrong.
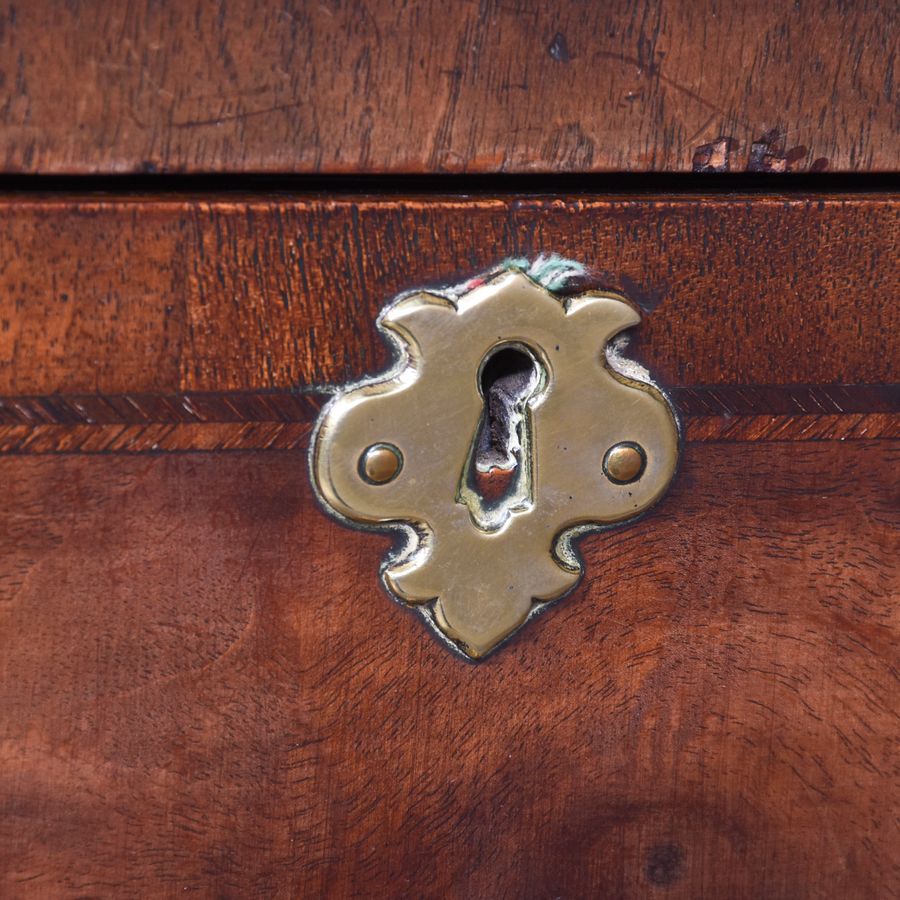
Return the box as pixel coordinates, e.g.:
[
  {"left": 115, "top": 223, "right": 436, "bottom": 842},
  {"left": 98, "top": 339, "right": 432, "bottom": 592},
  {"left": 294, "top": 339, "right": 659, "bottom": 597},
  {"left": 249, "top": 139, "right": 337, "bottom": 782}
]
[
  {"left": 670, "top": 385, "right": 900, "bottom": 417},
  {"left": 1, "top": 414, "right": 895, "bottom": 454},
  {"left": 683, "top": 414, "right": 900, "bottom": 443},
  {"left": 0, "top": 391, "right": 323, "bottom": 426},
  {"left": 0, "top": 422, "right": 313, "bottom": 454},
  {"left": 0, "top": 386, "right": 895, "bottom": 453},
  {"left": 0, "top": 1, "right": 895, "bottom": 174},
  {"left": 1, "top": 197, "right": 897, "bottom": 396},
  {"left": 1, "top": 386, "right": 895, "bottom": 427}
]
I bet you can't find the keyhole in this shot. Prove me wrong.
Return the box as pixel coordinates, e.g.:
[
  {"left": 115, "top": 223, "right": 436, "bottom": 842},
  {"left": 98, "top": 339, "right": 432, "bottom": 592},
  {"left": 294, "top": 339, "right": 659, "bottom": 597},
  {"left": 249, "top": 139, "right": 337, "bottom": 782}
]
[
  {"left": 458, "top": 344, "right": 544, "bottom": 531},
  {"left": 476, "top": 346, "right": 540, "bottom": 475}
]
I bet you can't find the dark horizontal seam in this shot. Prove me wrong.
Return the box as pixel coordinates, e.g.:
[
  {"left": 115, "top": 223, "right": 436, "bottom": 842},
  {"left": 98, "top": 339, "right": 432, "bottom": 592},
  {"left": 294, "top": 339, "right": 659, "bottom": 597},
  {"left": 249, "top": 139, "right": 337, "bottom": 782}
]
[{"left": 0, "top": 172, "right": 895, "bottom": 197}]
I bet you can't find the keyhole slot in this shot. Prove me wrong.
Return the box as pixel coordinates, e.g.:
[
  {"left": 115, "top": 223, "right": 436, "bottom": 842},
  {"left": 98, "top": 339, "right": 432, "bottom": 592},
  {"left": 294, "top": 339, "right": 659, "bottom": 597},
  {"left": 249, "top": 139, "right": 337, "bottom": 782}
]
[
  {"left": 476, "top": 345, "right": 542, "bottom": 473},
  {"left": 458, "top": 343, "right": 546, "bottom": 531}
]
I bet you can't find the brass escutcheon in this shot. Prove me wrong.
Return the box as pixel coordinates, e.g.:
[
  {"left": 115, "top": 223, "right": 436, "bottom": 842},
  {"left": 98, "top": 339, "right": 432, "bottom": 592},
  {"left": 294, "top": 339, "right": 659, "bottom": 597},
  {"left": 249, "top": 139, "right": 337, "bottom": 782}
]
[{"left": 310, "top": 266, "right": 680, "bottom": 659}]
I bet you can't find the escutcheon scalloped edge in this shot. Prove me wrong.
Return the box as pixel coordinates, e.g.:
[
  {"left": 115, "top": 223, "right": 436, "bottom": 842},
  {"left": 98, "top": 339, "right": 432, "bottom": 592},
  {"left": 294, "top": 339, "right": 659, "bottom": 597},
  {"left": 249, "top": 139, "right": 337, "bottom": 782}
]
[{"left": 310, "top": 268, "right": 680, "bottom": 659}]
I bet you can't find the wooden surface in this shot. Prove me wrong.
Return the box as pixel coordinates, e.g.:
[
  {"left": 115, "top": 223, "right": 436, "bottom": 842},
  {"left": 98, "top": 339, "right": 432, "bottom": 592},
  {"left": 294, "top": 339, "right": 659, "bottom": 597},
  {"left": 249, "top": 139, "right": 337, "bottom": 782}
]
[
  {"left": 1, "top": 401, "right": 897, "bottom": 455},
  {"left": 1, "top": 442, "right": 897, "bottom": 897},
  {"left": 0, "top": 190, "right": 897, "bottom": 897},
  {"left": 1, "top": 196, "right": 897, "bottom": 397},
  {"left": 0, "top": 1, "right": 896, "bottom": 175},
  {"left": 1, "top": 2, "right": 897, "bottom": 895},
  {"left": 0, "top": 194, "right": 896, "bottom": 456}
]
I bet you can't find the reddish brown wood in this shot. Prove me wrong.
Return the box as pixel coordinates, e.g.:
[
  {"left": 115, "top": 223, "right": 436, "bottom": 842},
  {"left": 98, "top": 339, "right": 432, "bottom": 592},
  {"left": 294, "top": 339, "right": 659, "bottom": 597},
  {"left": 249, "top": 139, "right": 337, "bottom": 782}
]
[
  {"left": 0, "top": 196, "right": 897, "bottom": 397},
  {"left": 684, "top": 412, "right": 899, "bottom": 443},
  {"left": 1, "top": 386, "right": 894, "bottom": 426},
  {"left": 0, "top": 409, "right": 897, "bottom": 454},
  {"left": 0, "top": 421, "right": 312, "bottom": 453},
  {"left": 1, "top": 442, "right": 897, "bottom": 897},
  {"left": 0, "top": 1, "right": 895, "bottom": 175},
  {"left": 0, "top": 4, "right": 895, "bottom": 897}
]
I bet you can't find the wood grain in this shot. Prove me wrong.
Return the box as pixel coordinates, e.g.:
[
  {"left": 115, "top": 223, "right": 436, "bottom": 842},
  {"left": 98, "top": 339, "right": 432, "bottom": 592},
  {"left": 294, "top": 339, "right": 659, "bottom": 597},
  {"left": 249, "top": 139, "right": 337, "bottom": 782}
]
[
  {"left": 0, "top": 388, "right": 897, "bottom": 453},
  {"left": 0, "top": 196, "right": 897, "bottom": 397},
  {"left": 0, "top": 416, "right": 897, "bottom": 454},
  {"left": 0, "top": 5, "right": 895, "bottom": 898},
  {"left": 0, "top": 1, "right": 895, "bottom": 175},
  {"left": 1, "top": 442, "right": 897, "bottom": 897}
]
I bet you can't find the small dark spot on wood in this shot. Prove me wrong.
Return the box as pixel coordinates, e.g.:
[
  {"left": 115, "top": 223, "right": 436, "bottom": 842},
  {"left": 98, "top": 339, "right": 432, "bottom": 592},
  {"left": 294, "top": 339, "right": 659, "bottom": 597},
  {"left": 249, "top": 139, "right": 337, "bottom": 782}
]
[
  {"left": 746, "top": 130, "right": 808, "bottom": 173},
  {"left": 645, "top": 842, "right": 685, "bottom": 886},
  {"left": 694, "top": 132, "right": 821, "bottom": 174},
  {"left": 548, "top": 32, "right": 571, "bottom": 63},
  {"left": 692, "top": 137, "right": 734, "bottom": 173},
  {"left": 747, "top": 136, "right": 781, "bottom": 172}
]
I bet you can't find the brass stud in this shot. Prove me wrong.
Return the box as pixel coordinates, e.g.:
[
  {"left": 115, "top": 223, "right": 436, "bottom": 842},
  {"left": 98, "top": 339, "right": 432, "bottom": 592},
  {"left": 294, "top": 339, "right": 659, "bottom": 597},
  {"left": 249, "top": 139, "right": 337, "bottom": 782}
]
[
  {"left": 603, "top": 442, "right": 646, "bottom": 484},
  {"left": 359, "top": 443, "right": 403, "bottom": 484}
]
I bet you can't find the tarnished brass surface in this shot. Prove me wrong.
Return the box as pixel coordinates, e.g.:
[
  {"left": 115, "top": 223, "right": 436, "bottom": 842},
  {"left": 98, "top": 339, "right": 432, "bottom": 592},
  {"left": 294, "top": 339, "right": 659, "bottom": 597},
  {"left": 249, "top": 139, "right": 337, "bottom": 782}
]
[
  {"left": 360, "top": 443, "right": 403, "bottom": 484},
  {"left": 311, "top": 270, "right": 679, "bottom": 658},
  {"left": 603, "top": 442, "right": 647, "bottom": 484}
]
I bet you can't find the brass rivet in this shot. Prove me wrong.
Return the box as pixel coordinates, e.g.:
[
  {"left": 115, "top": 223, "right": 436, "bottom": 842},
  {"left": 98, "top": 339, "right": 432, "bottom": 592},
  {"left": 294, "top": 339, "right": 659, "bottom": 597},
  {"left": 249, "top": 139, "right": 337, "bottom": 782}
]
[
  {"left": 603, "top": 442, "right": 646, "bottom": 484},
  {"left": 359, "top": 443, "right": 403, "bottom": 484}
]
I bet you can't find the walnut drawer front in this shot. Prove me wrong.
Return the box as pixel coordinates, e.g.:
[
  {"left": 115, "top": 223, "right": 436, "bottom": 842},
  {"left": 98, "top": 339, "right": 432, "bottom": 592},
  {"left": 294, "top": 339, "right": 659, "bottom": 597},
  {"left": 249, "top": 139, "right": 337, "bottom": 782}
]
[{"left": 0, "top": 193, "right": 897, "bottom": 898}]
